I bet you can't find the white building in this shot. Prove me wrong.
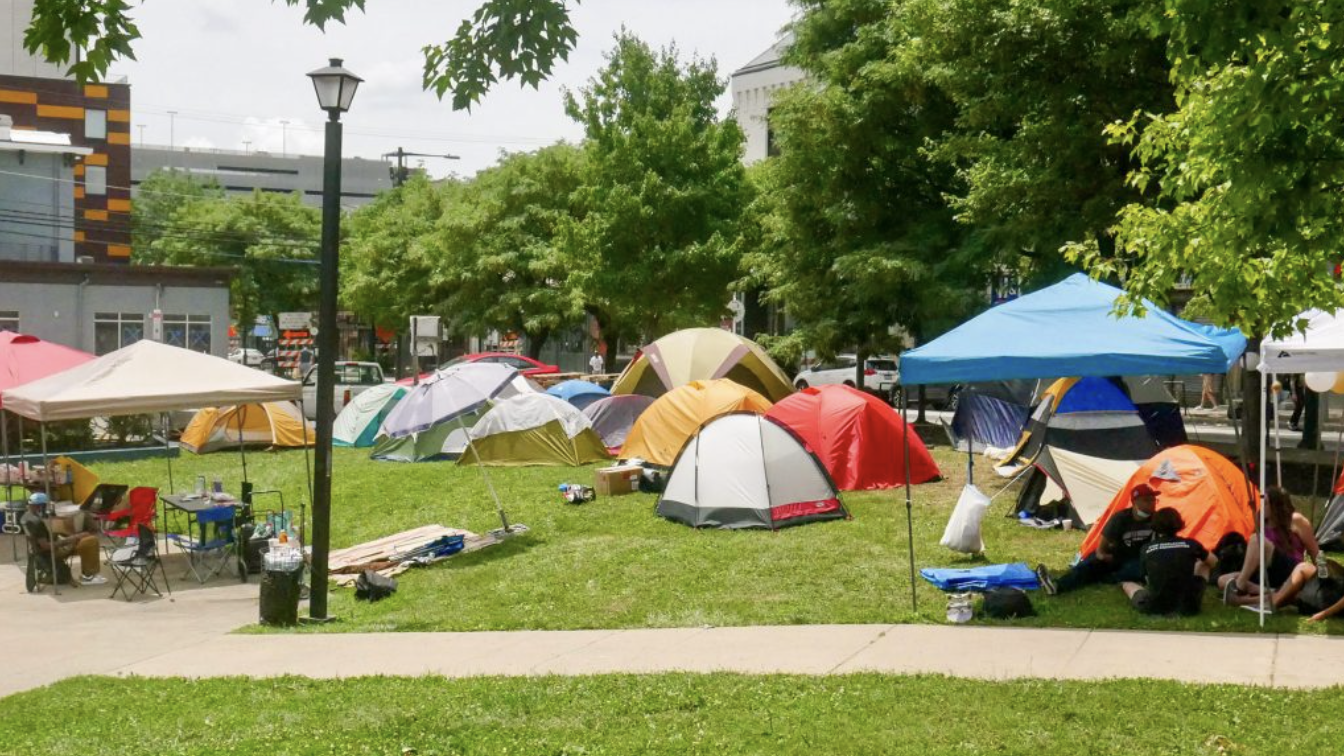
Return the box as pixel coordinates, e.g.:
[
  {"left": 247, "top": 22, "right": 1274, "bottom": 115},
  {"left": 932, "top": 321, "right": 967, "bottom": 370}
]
[
  {"left": 133, "top": 145, "right": 393, "bottom": 209},
  {"left": 0, "top": 115, "right": 90, "bottom": 263},
  {"left": 730, "top": 35, "right": 806, "bottom": 165}
]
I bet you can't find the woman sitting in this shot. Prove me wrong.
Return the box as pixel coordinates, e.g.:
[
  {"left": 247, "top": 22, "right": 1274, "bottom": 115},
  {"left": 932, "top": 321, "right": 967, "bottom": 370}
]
[{"left": 1219, "top": 486, "right": 1321, "bottom": 614}]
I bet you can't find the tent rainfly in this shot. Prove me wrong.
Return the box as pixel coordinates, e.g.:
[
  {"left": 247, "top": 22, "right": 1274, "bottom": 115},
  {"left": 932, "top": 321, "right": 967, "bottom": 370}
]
[
  {"left": 461, "top": 393, "right": 609, "bottom": 467},
  {"left": 582, "top": 394, "right": 655, "bottom": 452},
  {"left": 181, "top": 402, "right": 315, "bottom": 454},
  {"left": 612, "top": 328, "right": 795, "bottom": 402}
]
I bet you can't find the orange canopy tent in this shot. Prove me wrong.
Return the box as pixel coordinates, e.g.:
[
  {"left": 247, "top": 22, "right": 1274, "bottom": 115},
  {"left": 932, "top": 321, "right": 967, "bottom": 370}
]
[
  {"left": 766, "top": 385, "right": 940, "bottom": 490},
  {"left": 1079, "top": 445, "right": 1258, "bottom": 558}
]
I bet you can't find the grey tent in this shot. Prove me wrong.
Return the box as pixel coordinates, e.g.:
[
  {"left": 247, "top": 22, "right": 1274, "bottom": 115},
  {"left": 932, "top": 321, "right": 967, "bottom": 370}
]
[
  {"left": 656, "top": 413, "right": 847, "bottom": 530},
  {"left": 583, "top": 394, "right": 655, "bottom": 452}
]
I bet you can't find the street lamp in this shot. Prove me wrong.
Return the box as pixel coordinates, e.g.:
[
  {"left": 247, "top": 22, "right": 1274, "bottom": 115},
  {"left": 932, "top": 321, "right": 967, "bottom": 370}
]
[{"left": 306, "top": 57, "right": 361, "bottom": 622}]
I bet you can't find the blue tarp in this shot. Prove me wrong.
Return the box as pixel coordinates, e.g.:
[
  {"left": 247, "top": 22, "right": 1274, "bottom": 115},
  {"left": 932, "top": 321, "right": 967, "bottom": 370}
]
[
  {"left": 920, "top": 562, "right": 1040, "bottom": 592},
  {"left": 900, "top": 273, "right": 1247, "bottom": 385}
]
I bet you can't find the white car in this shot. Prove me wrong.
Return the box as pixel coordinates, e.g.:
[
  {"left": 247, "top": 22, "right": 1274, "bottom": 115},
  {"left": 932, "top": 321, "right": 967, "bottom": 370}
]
[
  {"left": 300, "top": 361, "right": 387, "bottom": 420},
  {"left": 793, "top": 355, "right": 900, "bottom": 395},
  {"left": 227, "top": 348, "right": 265, "bottom": 367}
]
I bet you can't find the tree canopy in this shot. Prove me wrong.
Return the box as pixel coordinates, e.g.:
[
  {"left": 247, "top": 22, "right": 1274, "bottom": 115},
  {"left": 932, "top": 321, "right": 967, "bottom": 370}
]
[{"left": 25, "top": 0, "right": 580, "bottom": 110}]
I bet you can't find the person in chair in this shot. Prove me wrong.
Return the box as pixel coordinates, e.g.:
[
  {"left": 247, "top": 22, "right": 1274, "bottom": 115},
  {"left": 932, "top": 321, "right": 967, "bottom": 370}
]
[{"left": 22, "top": 492, "right": 106, "bottom": 586}]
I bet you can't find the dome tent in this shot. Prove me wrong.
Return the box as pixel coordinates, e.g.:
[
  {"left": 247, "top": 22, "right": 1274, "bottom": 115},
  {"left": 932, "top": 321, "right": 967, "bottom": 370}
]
[
  {"left": 461, "top": 393, "right": 610, "bottom": 467},
  {"left": 612, "top": 328, "right": 794, "bottom": 402},
  {"left": 334, "top": 384, "right": 407, "bottom": 447},
  {"left": 545, "top": 379, "right": 611, "bottom": 410},
  {"left": 622, "top": 379, "right": 773, "bottom": 467},
  {"left": 767, "top": 385, "right": 940, "bottom": 490},
  {"left": 582, "top": 394, "right": 655, "bottom": 452},
  {"left": 657, "top": 413, "right": 847, "bottom": 530},
  {"left": 180, "top": 402, "right": 314, "bottom": 454}
]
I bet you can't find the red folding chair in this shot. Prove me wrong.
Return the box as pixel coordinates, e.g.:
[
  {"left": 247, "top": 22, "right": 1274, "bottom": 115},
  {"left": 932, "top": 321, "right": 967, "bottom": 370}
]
[{"left": 104, "top": 487, "right": 158, "bottom": 548}]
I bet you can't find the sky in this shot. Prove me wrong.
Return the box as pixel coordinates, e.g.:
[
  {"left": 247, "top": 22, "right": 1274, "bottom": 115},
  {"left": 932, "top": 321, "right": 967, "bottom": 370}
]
[{"left": 111, "top": 0, "right": 796, "bottom": 177}]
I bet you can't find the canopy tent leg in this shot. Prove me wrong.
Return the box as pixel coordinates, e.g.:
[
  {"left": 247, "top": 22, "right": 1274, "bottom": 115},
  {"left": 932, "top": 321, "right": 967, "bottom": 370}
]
[
  {"left": 2, "top": 410, "right": 14, "bottom": 562},
  {"left": 900, "top": 386, "right": 917, "bottom": 615},
  {"left": 237, "top": 405, "right": 249, "bottom": 484},
  {"left": 1258, "top": 365, "right": 1269, "bottom": 627},
  {"left": 300, "top": 399, "right": 313, "bottom": 547},
  {"left": 458, "top": 414, "right": 510, "bottom": 533},
  {"left": 41, "top": 422, "right": 59, "bottom": 595},
  {"left": 964, "top": 392, "right": 973, "bottom": 487},
  {"left": 161, "top": 413, "right": 174, "bottom": 493},
  {"left": 1272, "top": 373, "right": 1283, "bottom": 487}
]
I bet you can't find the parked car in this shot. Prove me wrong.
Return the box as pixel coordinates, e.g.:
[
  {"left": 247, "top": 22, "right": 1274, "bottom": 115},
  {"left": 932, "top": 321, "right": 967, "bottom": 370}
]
[
  {"left": 300, "top": 361, "right": 386, "bottom": 419},
  {"left": 440, "top": 352, "right": 560, "bottom": 377},
  {"left": 793, "top": 355, "right": 900, "bottom": 396},
  {"left": 227, "top": 348, "right": 265, "bottom": 367}
]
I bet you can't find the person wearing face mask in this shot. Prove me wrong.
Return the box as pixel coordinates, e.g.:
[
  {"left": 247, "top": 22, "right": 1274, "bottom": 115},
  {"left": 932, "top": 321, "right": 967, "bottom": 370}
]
[{"left": 1036, "top": 483, "right": 1159, "bottom": 595}]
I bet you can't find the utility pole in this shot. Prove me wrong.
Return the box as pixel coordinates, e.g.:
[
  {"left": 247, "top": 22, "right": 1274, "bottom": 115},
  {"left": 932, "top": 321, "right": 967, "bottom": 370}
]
[{"left": 381, "top": 147, "right": 460, "bottom": 378}]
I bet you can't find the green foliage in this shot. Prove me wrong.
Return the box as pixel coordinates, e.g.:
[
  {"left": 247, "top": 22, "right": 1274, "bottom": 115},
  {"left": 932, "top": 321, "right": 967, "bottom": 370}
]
[
  {"left": 564, "top": 32, "right": 749, "bottom": 341},
  {"left": 143, "top": 190, "right": 321, "bottom": 336},
  {"left": 103, "top": 414, "right": 153, "bottom": 444},
  {"left": 1068, "top": 0, "right": 1344, "bottom": 337},
  {"left": 433, "top": 144, "right": 587, "bottom": 357},
  {"left": 25, "top": 0, "right": 577, "bottom": 111},
  {"left": 340, "top": 174, "right": 454, "bottom": 329},
  {"left": 4, "top": 673, "right": 1340, "bottom": 755},
  {"left": 131, "top": 169, "right": 226, "bottom": 257}
]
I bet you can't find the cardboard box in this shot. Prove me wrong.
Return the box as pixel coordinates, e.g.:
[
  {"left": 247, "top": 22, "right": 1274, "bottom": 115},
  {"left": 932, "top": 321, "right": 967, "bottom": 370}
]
[{"left": 594, "top": 466, "right": 642, "bottom": 497}]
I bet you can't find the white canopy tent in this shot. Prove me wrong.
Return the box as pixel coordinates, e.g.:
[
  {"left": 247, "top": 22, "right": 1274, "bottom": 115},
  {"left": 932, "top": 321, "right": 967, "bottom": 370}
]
[{"left": 1, "top": 341, "right": 306, "bottom": 594}]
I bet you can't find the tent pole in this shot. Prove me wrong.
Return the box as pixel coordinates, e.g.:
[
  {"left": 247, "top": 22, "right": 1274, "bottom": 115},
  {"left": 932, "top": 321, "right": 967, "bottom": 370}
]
[
  {"left": 1272, "top": 373, "right": 1282, "bottom": 487},
  {"left": 459, "top": 414, "right": 510, "bottom": 532},
  {"left": 901, "top": 386, "right": 917, "bottom": 615},
  {"left": 300, "top": 399, "right": 312, "bottom": 546},
  {"left": 964, "top": 390, "right": 973, "bottom": 487},
  {"left": 1258, "top": 360, "right": 1268, "bottom": 627},
  {"left": 237, "top": 406, "right": 249, "bottom": 483},
  {"left": 41, "top": 421, "right": 58, "bottom": 595},
  {"left": 162, "top": 413, "right": 174, "bottom": 494}
]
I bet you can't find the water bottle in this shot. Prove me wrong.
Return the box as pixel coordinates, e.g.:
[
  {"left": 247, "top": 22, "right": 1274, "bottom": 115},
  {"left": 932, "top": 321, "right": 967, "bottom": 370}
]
[
  {"left": 1317, "top": 551, "right": 1330, "bottom": 581},
  {"left": 212, "top": 475, "right": 223, "bottom": 495},
  {"left": 195, "top": 475, "right": 206, "bottom": 497}
]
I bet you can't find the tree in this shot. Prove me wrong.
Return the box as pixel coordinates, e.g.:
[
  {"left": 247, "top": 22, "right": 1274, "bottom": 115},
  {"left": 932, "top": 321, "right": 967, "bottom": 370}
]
[
  {"left": 563, "top": 32, "right": 749, "bottom": 364},
  {"left": 434, "top": 144, "right": 586, "bottom": 359},
  {"left": 145, "top": 190, "right": 321, "bottom": 338},
  {"left": 341, "top": 174, "right": 454, "bottom": 330},
  {"left": 25, "top": 0, "right": 579, "bottom": 110},
  {"left": 131, "top": 169, "right": 225, "bottom": 258},
  {"left": 744, "top": 1, "right": 985, "bottom": 386}
]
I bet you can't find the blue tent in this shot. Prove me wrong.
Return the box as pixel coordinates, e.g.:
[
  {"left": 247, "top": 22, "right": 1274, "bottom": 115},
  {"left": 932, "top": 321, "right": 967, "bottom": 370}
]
[
  {"left": 545, "top": 379, "right": 611, "bottom": 410},
  {"left": 900, "top": 273, "right": 1246, "bottom": 385}
]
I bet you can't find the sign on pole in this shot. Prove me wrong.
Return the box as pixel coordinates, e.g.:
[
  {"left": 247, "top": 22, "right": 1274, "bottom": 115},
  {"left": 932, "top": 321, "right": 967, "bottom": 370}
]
[{"left": 279, "top": 312, "right": 315, "bottom": 331}]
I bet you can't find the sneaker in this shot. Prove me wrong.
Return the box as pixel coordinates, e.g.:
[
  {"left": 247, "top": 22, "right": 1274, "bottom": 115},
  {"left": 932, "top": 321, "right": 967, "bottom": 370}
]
[
  {"left": 1222, "top": 580, "right": 1239, "bottom": 606},
  {"left": 1240, "top": 601, "right": 1274, "bottom": 616},
  {"left": 80, "top": 574, "right": 107, "bottom": 586},
  {"left": 1035, "top": 564, "right": 1057, "bottom": 596}
]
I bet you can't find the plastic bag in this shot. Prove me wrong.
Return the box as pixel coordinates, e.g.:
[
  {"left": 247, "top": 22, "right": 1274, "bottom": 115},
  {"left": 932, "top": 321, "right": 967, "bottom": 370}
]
[{"left": 941, "top": 484, "right": 989, "bottom": 554}]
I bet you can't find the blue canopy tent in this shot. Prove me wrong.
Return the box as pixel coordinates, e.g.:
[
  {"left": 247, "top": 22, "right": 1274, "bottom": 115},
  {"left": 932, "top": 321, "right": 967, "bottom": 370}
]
[{"left": 890, "top": 273, "right": 1246, "bottom": 612}]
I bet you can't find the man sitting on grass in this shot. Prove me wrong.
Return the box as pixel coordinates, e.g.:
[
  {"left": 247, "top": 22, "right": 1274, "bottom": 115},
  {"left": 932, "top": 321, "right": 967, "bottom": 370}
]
[
  {"left": 1036, "top": 483, "right": 1158, "bottom": 596},
  {"left": 1122, "top": 508, "right": 1215, "bottom": 616}
]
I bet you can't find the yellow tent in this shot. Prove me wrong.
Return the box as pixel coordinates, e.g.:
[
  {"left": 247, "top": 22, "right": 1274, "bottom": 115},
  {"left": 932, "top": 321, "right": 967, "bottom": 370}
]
[
  {"left": 180, "top": 402, "right": 314, "bottom": 454},
  {"left": 621, "top": 379, "right": 773, "bottom": 466},
  {"left": 612, "top": 328, "right": 794, "bottom": 402}
]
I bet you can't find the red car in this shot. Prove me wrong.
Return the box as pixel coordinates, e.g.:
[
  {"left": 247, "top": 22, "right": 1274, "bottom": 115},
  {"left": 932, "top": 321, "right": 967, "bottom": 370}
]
[{"left": 396, "top": 352, "right": 560, "bottom": 385}]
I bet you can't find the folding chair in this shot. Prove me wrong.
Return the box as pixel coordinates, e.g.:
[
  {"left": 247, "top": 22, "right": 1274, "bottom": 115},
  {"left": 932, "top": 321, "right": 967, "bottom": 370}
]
[
  {"left": 109, "top": 523, "right": 171, "bottom": 601},
  {"left": 24, "top": 530, "right": 73, "bottom": 593},
  {"left": 167, "top": 505, "right": 236, "bottom": 583},
  {"left": 102, "top": 487, "right": 157, "bottom": 554}
]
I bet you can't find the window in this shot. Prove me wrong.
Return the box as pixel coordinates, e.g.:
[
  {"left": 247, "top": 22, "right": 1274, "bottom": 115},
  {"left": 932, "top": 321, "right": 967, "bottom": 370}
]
[
  {"left": 766, "top": 107, "right": 780, "bottom": 158},
  {"left": 0, "top": 311, "right": 18, "bottom": 332},
  {"left": 84, "top": 166, "right": 107, "bottom": 195},
  {"left": 94, "top": 312, "right": 144, "bottom": 355},
  {"left": 338, "top": 364, "right": 381, "bottom": 385},
  {"left": 85, "top": 109, "right": 106, "bottom": 140},
  {"left": 162, "top": 314, "right": 211, "bottom": 354}
]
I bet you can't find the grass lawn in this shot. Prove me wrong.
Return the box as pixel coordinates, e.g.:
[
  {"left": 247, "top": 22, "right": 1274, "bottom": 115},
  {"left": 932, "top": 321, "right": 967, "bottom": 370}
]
[
  {"left": 83, "top": 442, "right": 1342, "bottom": 635},
  {"left": 0, "top": 673, "right": 1337, "bottom": 755}
]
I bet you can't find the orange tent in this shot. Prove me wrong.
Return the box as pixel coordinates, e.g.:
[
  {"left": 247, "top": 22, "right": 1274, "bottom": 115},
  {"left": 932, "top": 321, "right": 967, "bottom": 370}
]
[
  {"left": 1080, "top": 445, "right": 1258, "bottom": 558},
  {"left": 622, "top": 379, "right": 773, "bottom": 466}
]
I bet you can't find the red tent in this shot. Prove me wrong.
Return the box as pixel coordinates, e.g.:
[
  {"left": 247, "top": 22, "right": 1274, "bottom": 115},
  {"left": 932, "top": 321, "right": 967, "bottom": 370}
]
[
  {"left": 0, "top": 331, "right": 95, "bottom": 407},
  {"left": 766, "top": 384, "right": 940, "bottom": 490}
]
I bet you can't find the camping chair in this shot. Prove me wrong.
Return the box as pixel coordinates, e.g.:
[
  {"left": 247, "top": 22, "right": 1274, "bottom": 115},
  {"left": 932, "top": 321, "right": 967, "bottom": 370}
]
[
  {"left": 24, "top": 529, "right": 73, "bottom": 593},
  {"left": 167, "top": 505, "right": 237, "bottom": 583},
  {"left": 81, "top": 483, "right": 130, "bottom": 531},
  {"left": 108, "top": 523, "right": 171, "bottom": 601},
  {"left": 101, "top": 487, "right": 158, "bottom": 553}
]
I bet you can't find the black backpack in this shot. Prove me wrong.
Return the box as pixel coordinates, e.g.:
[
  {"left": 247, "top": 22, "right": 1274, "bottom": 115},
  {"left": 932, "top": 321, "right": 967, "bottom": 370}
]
[
  {"left": 982, "top": 587, "right": 1036, "bottom": 619},
  {"left": 354, "top": 570, "right": 398, "bottom": 602}
]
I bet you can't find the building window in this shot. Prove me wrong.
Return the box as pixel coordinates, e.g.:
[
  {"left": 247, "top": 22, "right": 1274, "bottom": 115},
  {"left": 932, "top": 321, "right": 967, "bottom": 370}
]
[
  {"left": 766, "top": 108, "right": 780, "bottom": 158},
  {"left": 85, "top": 109, "right": 107, "bottom": 140},
  {"left": 163, "top": 314, "right": 212, "bottom": 353},
  {"left": 94, "top": 312, "right": 144, "bottom": 355},
  {"left": 85, "top": 166, "right": 107, "bottom": 195},
  {"left": 0, "top": 311, "right": 18, "bottom": 332}
]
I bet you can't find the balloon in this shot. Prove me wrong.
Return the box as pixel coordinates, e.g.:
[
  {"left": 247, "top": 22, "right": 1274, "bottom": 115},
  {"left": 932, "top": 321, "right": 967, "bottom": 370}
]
[
  {"left": 1306, "top": 372, "right": 1337, "bottom": 393},
  {"left": 1332, "top": 373, "right": 1344, "bottom": 394}
]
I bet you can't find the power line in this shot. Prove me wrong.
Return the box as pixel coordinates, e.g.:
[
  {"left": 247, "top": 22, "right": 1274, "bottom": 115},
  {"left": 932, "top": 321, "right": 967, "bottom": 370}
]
[{"left": 0, "top": 205, "right": 321, "bottom": 252}]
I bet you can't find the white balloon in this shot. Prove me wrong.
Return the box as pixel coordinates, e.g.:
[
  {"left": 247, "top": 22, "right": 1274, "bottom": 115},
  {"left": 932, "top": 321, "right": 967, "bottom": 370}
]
[{"left": 1306, "top": 372, "right": 1337, "bottom": 393}]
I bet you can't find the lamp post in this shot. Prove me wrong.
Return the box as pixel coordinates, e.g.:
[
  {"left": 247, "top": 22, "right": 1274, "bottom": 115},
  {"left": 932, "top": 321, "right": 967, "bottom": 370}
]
[{"left": 306, "top": 57, "right": 361, "bottom": 621}]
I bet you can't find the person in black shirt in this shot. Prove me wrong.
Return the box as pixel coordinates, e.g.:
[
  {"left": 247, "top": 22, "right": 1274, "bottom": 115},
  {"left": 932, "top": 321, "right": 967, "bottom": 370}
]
[
  {"left": 1123, "top": 508, "right": 1216, "bottom": 615},
  {"left": 1036, "top": 483, "right": 1159, "bottom": 595}
]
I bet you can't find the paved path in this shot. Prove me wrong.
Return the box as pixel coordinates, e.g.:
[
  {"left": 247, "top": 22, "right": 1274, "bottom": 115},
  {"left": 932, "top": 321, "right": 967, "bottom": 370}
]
[{"left": 6, "top": 540, "right": 1344, "bottom": 697}]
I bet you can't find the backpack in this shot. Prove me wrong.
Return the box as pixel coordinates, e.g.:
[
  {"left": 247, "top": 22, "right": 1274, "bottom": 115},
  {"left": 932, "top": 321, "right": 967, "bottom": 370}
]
[
  {"left": 1213, "top": 532, "right": 1248, "bottom": 577},
  {"left": 981, "top": 587, "right": 1036, "bottom": 619},
  {"left": 354, "top": 570, "right": 398, "bottom": 602}
]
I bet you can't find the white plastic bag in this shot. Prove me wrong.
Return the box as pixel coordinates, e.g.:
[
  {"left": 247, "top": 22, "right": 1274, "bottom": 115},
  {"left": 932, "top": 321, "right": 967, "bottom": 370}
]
[{"left": 941, "top": 484, "right": 990, "bottom": 554}]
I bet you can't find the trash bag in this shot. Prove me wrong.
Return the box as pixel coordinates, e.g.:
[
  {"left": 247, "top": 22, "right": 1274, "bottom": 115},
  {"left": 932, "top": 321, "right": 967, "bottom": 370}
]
[
  {"left": 982, "top": 587, "right": 1036, "bottom": 619},
  {"left": 941, "top": 484, "right": 990, "bottom": 554},
  {"left": 354, "top": 569, "right": 398, "bottom": 602}
]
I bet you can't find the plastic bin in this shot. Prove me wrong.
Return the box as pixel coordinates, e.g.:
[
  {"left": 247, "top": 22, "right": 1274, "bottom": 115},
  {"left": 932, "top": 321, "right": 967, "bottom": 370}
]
[{"left": 258, "top": 567, "right": 302, "bottom": 626}]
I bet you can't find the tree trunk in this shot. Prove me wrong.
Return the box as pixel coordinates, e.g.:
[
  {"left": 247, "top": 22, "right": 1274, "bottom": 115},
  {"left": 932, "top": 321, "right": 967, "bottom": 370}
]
[
  {"left": 1300, "top": 386, "right": 1321, "bottom": 450},
  {"left": 854, "top": 347, "right": 869, "bottom": 390},
  {"left": 524, "top": 328, "right": 550, "bottom": 361},
  {"left": 603, "top": 332, "right": 620, "bottom": 373},
  {"left": 916, "top": 385, "right": 927, "bottom": 424}
]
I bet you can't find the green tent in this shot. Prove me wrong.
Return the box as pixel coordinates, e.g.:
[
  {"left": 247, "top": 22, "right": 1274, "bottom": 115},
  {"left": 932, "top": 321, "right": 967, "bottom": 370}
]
[
  {"left": 370, "top": 408, "right": 482, "bottom": 462},
  {"left": 459, "top": 394, "right": 610, "bottom": 467}
]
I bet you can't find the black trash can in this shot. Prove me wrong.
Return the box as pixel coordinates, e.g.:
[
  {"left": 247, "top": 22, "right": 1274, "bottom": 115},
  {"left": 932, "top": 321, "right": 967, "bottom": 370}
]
[{"left": 258, "top": 567, "right": 302, "bottom": 627}]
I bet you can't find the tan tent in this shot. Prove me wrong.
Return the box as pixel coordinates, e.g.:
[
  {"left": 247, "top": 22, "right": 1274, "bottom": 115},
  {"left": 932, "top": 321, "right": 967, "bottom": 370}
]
[
  {"left": 611, "top": 328, "right": 794, "bottom": 402},
  {"left": 622, "top": 379, "right": 773, "bottom": 466},
  {"left": 460, "top": 394, "right": 609, "bottom": 467},
  {"left": 2, "top": 340, "right": 300, "bottom": 421},
  {"left": 180, "top": 402, "right": 315, "bottom": 454}
]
